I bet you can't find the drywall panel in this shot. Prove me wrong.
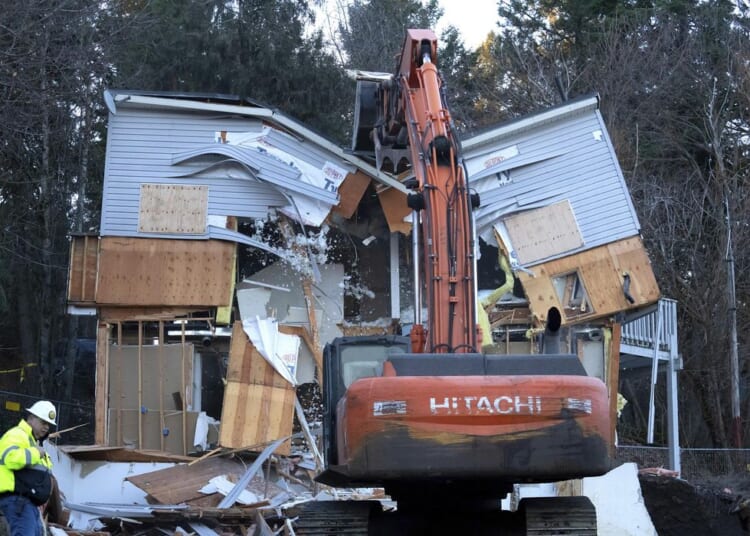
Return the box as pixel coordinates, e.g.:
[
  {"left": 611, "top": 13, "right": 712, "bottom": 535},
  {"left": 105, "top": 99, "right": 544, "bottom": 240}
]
[
  {"left": 108, "top": 409, "right": 199, "bottom": 454},
  {"left": 108, "top": 343, "right": 194, "bottom": 454},
  {"left": 96, "top": 237, "right": 235, "bottom": 306},
  {"left": 241, "top": 262, "right": 344, "bottom": 368},
  {"left": 138, "top": 184, "right": 208, "bottom": 234}
]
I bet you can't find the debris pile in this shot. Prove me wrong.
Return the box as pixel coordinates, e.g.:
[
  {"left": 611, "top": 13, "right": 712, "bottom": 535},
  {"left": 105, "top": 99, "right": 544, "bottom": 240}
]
[{"left": 52, "top": 444, "right": 334, "bottom": 535}]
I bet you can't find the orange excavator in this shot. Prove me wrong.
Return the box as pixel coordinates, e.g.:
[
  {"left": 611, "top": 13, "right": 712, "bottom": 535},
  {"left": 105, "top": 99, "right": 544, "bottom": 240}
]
[{"left": 298, "top": 30, "right": 612, "bottom": 535}]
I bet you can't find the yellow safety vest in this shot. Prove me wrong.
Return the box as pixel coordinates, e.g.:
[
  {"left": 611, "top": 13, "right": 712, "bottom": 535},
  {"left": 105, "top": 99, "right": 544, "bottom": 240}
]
[{"left": 0, "top": 419, "right": 52, "bottom": 494}]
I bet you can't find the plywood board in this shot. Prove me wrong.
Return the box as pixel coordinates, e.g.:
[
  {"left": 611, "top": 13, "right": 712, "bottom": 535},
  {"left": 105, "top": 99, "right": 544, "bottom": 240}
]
[
  {"left": 378, "top": 187, "right": 412, "bottom": 234},
  {"left": 332, "top": 170, "right": 371, "bottom": 219},
  {"left": 504, "top": 201, "right": 583, "bottom": 264},
  {"left": 221, "top": 321, "right": 294, "bottom": 454},
  {"left": 125, "top": 456, "right": 249, "bottom": 506},
  {"left": 67, "top": 235, "right": 99, "bottom": 303},
  {"left": 219, "top": 382, "right": 294, "bottom": 455},
  {"left": 96, "top": 237, "right": 235, "bottom": 306},
  {"left": 139, "top": 184, "right": 208, "bottom": 234},
  {"left": 126, "top": 456, "right": 284, "bottom": 507},
  {"left": 518, "top": 236, "right": 660, "bottom": 326},
  {"left": 226, "top": 322, "right": 289, "bottom": 389}
]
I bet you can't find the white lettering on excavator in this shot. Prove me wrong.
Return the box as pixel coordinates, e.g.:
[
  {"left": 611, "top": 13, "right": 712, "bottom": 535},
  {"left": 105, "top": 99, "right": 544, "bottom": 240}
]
[{"left": 429, "top": 396, "right": 543, "bottom": 415}]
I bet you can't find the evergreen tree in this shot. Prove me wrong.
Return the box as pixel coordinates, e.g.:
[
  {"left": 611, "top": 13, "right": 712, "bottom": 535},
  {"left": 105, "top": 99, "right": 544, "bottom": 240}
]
[
  {"left": 0, "top": 0, "right": 111, "bottom": 410},
  {"left": 339, "top": 0, "right": 442, "bottom": 72},
  {"left": 109, "top": 0, "right": 353, "bottom": 141}
]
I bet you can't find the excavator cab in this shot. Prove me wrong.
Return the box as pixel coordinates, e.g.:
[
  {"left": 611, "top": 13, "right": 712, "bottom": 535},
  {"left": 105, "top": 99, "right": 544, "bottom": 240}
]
[{"left": 318, "top": 334, "right": 410, "bottom": 487}]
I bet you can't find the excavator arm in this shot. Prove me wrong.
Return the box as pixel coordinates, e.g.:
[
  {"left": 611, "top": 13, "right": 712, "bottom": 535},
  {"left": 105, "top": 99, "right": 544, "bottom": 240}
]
[{"left": 357, "top": 30, "right": 479, "bottom": 354}]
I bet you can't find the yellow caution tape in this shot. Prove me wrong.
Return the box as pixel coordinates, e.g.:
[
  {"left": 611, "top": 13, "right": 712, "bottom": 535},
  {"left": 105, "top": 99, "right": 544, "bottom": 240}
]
[{"left": 0, "top": 363, "right": 37, "bottom": 383}]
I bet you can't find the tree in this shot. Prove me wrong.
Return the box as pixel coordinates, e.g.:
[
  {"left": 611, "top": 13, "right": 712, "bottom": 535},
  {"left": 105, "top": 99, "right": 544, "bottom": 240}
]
[
  {"left": 109, "top": 0, "right": 353, "bottom": 141},
  {"left": 0, "top": 0, "right": 112, "bottom": 411},
  {"left": 338, "top": 0, "right": 442, "bottom": 72},
  {"left": 488, "top": 0, "right": 750, "bottom": 447}
]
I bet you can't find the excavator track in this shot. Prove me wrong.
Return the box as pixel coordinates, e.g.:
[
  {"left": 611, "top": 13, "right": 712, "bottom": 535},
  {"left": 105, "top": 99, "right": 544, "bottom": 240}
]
[
  {"left": 290, "top": 500, "right": 379, "bottom": 535},
  {"left": 521, "top": 496, "right": 598, "bottom": 535},
  {"left": 289, "top": 497, "right": 598, "bottom": 536}
]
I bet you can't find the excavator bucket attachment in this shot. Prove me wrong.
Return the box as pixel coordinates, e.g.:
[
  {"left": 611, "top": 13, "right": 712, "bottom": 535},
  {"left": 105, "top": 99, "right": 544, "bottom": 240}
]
[{"left": 351, "top": 80, "right": 379, "bottom": 155}]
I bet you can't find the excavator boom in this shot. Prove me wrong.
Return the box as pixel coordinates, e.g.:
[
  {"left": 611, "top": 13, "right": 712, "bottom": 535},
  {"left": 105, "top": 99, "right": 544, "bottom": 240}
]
[{"left": 368, "top": 29, "right": 478, "bottom": 354}]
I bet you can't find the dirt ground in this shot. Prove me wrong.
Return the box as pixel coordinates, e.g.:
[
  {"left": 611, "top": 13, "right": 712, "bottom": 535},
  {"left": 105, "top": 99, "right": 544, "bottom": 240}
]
[{"left": 639, "top": 473, "right": 750, "bottom": 535}]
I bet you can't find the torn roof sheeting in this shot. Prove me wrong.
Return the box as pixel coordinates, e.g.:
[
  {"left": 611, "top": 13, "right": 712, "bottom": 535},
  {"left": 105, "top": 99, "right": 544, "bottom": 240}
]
[
  {"left": 171, "top": 135, "right": 340, "bottom": 227},
  {"left": 461, "top": 94, "right": 640, "bottom": 266},
  {"left": 100, "top": 89, "right": 407, "bottom": 240}
]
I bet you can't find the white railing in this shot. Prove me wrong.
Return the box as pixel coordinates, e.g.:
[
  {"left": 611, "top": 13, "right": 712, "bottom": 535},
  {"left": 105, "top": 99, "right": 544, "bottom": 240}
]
[
  {"left": 620, "top": 298, "right": 681, "bottom": 471},
  {"left": 621, "top": 298, "right": 678, "bottom": 359}
]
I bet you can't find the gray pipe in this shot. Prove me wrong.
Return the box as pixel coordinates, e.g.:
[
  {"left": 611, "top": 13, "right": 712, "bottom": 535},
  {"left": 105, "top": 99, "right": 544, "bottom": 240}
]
[{"left": 543, "top": 307, "right": 562, "bottom": 354}]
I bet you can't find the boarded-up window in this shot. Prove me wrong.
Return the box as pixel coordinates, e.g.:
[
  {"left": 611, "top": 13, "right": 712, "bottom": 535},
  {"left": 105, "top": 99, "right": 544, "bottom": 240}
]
[
  {"left": 139, "top": 184, "right": 208, "bottom": 234},
  {"left": 504, "top": 200, "right": 583, "bottom": 264}
]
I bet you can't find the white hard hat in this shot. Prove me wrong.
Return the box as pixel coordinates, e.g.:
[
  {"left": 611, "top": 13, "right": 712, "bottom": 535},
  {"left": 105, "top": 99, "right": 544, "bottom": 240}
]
[{"left": 26, "top": 400, "right": 57, "bottom": 426}]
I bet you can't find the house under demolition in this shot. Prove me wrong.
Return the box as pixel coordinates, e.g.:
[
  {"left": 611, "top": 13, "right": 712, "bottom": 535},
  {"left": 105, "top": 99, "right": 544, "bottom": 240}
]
[{"left": 65, "top": 89, "right": 673, "bottom": 470}]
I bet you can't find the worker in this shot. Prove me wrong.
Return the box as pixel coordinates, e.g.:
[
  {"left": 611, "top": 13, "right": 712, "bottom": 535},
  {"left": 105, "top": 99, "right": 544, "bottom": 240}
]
[{"left": 0, "top": 400, "right": 56, "bottom": 536}]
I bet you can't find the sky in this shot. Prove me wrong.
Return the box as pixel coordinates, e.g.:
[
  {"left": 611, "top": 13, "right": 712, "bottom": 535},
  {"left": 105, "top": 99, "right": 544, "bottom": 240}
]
[{"left": 438, "top": 0, "right": 500, "bottom": 50}]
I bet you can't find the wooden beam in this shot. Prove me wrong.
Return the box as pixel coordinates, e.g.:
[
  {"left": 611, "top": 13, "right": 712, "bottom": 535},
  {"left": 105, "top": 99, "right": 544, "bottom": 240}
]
[
  {"left": 159, "top": 321, "right": 165, "bottom": 452},
  {"left": 302, "top": 279, "right": 323, "bottom": 381},
  {"left": 181, "top": 321, "right": 187, "bottom": 456},
  {"left": 98, "top": 306, "right": 203, "bottom": 323},
  {"left": 94, "top": 322, "right": 109, "bottom": 445},
  {"left": 116, "top": 322, "right": 123, "bottom": 446},
  {"left": 607, "top": 322, "right": 622, "bottom": 454},
  {"left": 137, "top": 321, "right": 143, "bottom": 449},
  {"left": 81, "top": 236, "right": 89, "bottom": 301}
]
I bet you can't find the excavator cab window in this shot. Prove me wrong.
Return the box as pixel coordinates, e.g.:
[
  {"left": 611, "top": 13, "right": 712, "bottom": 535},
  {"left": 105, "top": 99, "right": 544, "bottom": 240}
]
[
  {"left": 321, "top": 335, "right": 411, "bottom": 467},
  {"left": 341, "top": 350, "right": 386, "bottom": 387}
]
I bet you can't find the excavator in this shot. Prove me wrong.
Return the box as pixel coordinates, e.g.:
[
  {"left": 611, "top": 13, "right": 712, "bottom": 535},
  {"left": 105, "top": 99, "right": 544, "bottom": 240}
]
[{"left": 293, "top": 30, "right": 612, "bottom": 535}]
